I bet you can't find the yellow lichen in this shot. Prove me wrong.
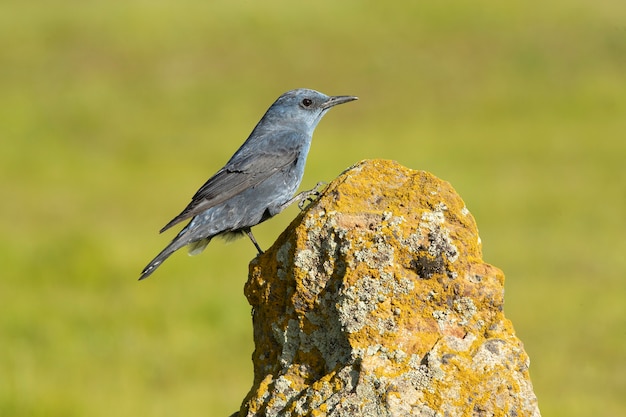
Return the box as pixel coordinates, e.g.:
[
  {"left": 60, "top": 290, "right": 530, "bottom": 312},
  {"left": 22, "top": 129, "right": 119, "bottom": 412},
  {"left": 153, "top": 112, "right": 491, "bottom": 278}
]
[{"left": 238, "top": 160, "right": 540, "bottom": 417}]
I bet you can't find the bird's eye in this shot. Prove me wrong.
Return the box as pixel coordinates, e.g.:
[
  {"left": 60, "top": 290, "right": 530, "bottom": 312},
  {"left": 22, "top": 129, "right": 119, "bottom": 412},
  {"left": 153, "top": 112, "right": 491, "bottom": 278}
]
[{"left": 301, "top": 98, "right": 313, "bottom": 107}]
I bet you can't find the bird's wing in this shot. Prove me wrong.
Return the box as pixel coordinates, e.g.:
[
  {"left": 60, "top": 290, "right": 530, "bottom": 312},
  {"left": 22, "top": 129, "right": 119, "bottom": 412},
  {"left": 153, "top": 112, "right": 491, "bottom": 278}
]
[{"left": 159, "top": 147, "right": 299, "bottom": 233}]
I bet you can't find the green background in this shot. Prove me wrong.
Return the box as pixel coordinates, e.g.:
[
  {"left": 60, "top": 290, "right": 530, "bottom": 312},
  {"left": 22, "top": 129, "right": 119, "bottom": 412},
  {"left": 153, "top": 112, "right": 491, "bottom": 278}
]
[{"left": 2, "top": 0, "right": 624, "bottom": 416}]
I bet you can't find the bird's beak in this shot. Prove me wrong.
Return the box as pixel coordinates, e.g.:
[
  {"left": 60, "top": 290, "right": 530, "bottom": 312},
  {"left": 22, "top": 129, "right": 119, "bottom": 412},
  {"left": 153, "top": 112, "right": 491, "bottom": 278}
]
[{"left": 322, "top": 95, "right": 358, "bottom": 110}]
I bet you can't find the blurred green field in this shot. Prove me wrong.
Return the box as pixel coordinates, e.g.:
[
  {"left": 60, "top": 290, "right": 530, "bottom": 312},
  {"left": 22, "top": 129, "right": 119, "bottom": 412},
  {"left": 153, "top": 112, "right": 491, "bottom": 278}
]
[{"left": 1, "top": 0, "right": 625, "bottom": 415}]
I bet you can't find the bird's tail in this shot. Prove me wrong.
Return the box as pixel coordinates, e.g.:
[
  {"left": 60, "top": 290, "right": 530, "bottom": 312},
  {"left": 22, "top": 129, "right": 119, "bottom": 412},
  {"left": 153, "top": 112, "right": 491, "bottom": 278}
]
[
  {"left": 139, "top": 243, "right": 180, "bottom": 280},
  {"left": 139, "top": 232, "right": 213, "bottom": 280}
]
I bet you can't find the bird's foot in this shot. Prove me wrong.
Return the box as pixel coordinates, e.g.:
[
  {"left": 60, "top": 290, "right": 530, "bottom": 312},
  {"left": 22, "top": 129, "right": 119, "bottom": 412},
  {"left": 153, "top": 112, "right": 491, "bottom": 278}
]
[{"left": 297, "top": 181, "right": 327, "bottom": 210}]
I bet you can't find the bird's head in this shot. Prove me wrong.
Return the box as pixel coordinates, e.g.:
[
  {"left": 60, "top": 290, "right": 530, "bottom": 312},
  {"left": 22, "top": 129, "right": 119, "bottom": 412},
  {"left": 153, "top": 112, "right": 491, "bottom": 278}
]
[{"left": 265, "top": 88, "right": 357, "bottom": 132}]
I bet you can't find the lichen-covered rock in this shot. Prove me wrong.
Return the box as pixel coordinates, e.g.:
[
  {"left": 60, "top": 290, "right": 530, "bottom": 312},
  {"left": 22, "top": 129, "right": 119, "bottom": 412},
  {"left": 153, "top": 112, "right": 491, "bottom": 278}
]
[{"left": 236, "top": 160, "right": 541, "bottom": 417}]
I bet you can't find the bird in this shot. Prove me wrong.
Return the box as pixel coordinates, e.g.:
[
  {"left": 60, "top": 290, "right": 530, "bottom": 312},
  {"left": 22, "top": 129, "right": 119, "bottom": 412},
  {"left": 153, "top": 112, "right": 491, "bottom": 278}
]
[{"left": 140, "top": 88, "right": 357, "bottom": 280}]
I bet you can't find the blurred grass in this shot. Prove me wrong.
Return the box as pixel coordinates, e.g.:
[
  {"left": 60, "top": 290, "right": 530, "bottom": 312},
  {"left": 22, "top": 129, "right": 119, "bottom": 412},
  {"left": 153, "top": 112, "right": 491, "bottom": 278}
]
[{"left": 1, "top": 0, "right": 625, "bottom": 415}]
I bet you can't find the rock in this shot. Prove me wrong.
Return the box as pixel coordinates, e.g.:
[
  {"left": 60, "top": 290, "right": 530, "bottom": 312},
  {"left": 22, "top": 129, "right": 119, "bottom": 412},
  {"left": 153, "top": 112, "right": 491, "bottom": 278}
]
[{"left": 235, "top": 159, "right": 541, "bottom": 417}]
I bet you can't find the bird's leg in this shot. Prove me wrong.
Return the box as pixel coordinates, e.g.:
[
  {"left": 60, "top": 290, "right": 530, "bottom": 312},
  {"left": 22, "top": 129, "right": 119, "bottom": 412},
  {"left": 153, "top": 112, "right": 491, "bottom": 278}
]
[
  {"left": 244, "top": 228, "right": 264, "bottom": 254},
  {"left": 298, "top": 181, "right": 327, "bottom": 210},
  {"left": 280, "top": 181, "right": 327, "bottom": 212}
]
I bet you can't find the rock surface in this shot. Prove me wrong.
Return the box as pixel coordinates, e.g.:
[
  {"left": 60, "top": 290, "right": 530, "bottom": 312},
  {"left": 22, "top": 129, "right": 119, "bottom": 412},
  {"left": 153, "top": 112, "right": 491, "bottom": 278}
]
[{"left": 235, "top": 159, "right": 541, "bottom": 417}]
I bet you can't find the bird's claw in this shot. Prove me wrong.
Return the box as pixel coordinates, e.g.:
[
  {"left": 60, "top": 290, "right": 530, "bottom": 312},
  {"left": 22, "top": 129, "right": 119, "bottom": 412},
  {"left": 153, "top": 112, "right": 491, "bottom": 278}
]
[
  {"left": 298, "top": 181, "right": 327, "bottom": 210},
  {"left": 298, "top": 195, "right": 315, "bottom": 210}
]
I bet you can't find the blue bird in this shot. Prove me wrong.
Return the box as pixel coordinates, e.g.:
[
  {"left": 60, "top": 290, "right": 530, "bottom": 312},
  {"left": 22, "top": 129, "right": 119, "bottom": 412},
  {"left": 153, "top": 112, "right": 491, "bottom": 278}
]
[{"left": 140, "top": 88, "right": 357, "bottom": 280}]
